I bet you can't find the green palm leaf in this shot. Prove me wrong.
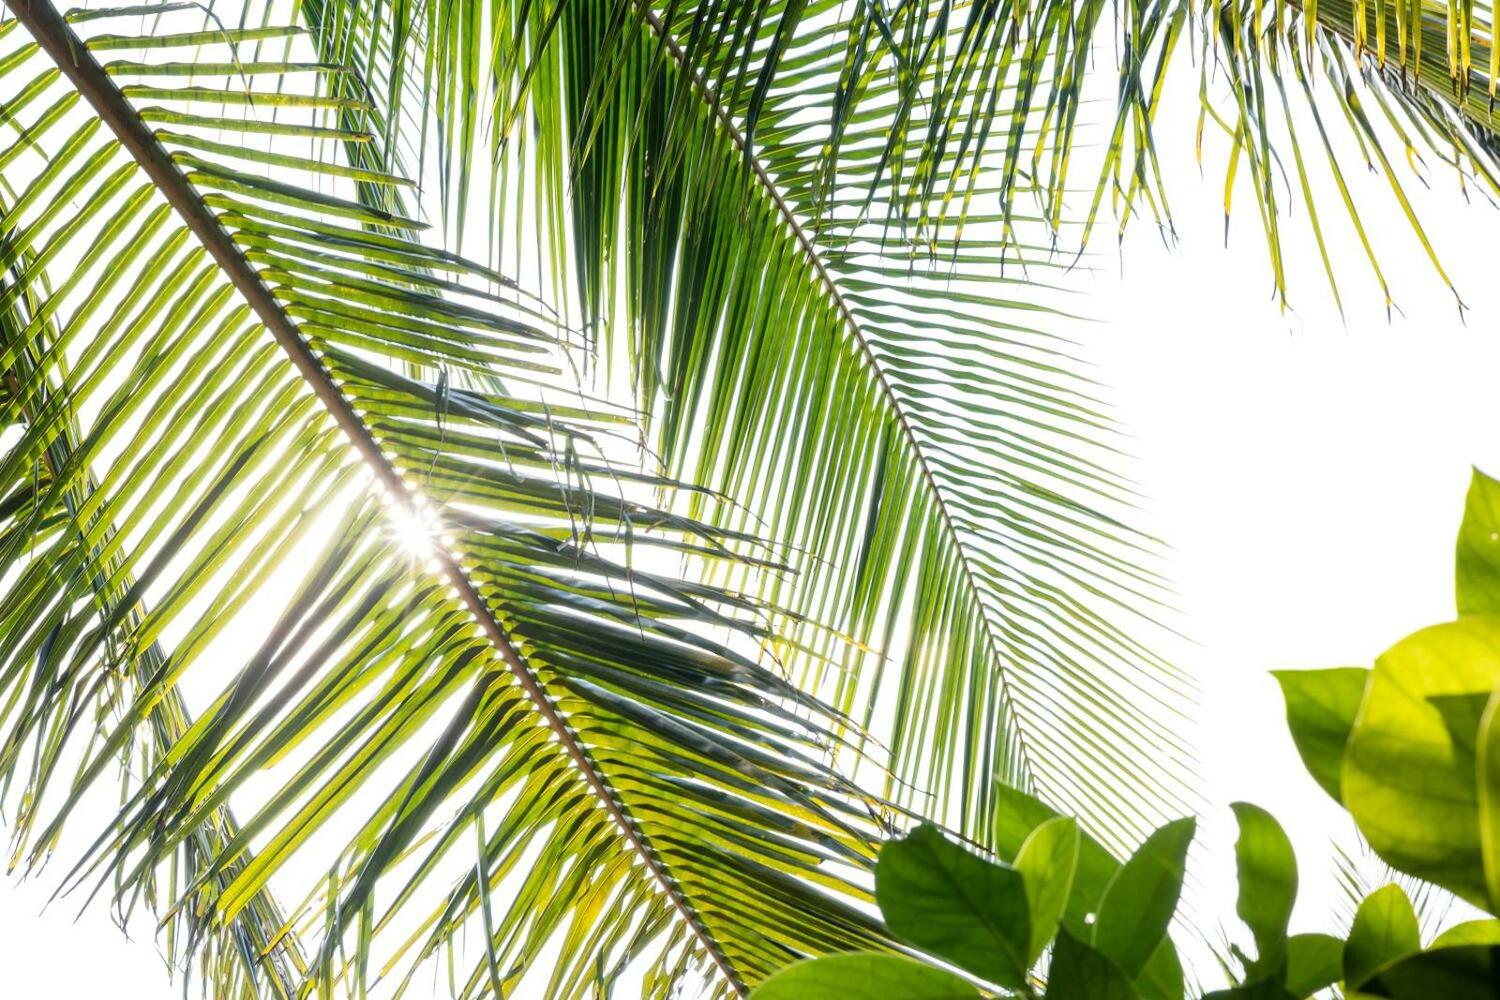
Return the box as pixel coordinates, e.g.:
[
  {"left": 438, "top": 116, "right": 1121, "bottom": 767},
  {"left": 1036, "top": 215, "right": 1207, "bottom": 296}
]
[
  {"left": 375, "top": 0, "right": 1500, "bottom": 306},
  {"left": 0, "top": 226, "right": 305, "bottom": 998},
  {"left": 312, "top": 0, "right": 1197, "bottom": 854},
  {"left": 0, "top": 4, "right": 901, "bottom": 995},
  {"left": 1185, "top": 0, "right": 1500, "bottom": 308}
]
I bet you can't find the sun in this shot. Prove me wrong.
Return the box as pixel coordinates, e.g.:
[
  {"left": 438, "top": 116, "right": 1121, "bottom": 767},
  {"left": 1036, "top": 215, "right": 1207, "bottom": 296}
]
[{"left": 387, "top": 501, "right": 438, "bottom": 558}]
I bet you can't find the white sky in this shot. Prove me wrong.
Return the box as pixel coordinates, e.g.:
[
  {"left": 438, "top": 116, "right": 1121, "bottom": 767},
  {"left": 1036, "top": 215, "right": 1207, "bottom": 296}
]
[
  {"left": 1088, "top": 61, "right": 1500, "bottom": 958},
  {"left": 6, "top": 38, "right": 1500, "bottom": 1000}
]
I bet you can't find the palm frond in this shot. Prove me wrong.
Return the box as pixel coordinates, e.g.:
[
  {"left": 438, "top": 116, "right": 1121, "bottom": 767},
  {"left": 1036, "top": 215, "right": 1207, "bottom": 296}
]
[
  {"left": 1186, "top": 0, "right": 1500, "bottom": 309},
  {"left": 0, "top": 222, "right": 304, "bottom": 999},
  {"left": 0, "top": 3, "right": 899, "bottom": 995},
  {"left": 635, "top": 0, "right": 1500, "bottom": 305},
  {"left": 461, "top": 0, "right": 1500, "bottom": 303},
  {"left": 313, "top": 0, "right": 1199, "bottom": 856}
]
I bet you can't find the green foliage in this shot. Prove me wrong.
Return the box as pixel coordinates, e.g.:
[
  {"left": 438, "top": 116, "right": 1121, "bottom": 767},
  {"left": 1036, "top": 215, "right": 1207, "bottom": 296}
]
[
  {"left": 1457, "top": 470, "right": 1500, "bottom": 615},
  {"left": 750, "top": 954, "right": 977, "bottom": 1000},
  {"left": 876, "top": 825, "right": 1033, "bottom": 988},
  {"left": 1015, "top": 818, "right": 1082, "bottom": 965},
  {"left": 1355, "top": 944, "right": 1500, "bottom": 998},
  {"left": 7, "top": 0, "right": 1500, "bottom": 993},
  {"left": 1190, "top": 792, "right": 1500, "bottom": 1000},
  {"left": 0, "top": 0, "right": 1203, "bottom": 993},
  {"left": 1230, "top": 803, "right": 1297, "bottom": 975},
  {"left": 991, "top": 784, "right": 1189, "bottom": 1000},
  {"left": 1343, "top": 885, "right": 1421, "bottom": 987},
  {"left": 0, "top": 4, "right": 905, "bottom": 996},
  {"left": 1346, "top": 618, "right": 1500, "bottom": 907},
  {"left": 303, "top": 0, "right": 1203, "bottom": 885},
  {"left": 1268, "top": 467, "right": 1500, "bottom": 999},
  {"left": 768, "top": 770, "right": 1499, "bottom": 999},
  {"left": 1432, "top": 920, "right": 1500, "bottom": 947},
  {"left": 1273, "top": 667, "right": 1366, "bottom": 801},
  {"left": 1278, "top": 468, "right": 1500, "bottom": 914},
  {"left": 1091, "top": 819, "right": 1196, "bottom": 979},
  {"left": 1216, "top": 805, "right": 1330, "bottom": 998},
  {"left": 755, "top": 803, "right": 1192, "bottom": 999},
  {"left": 1047, "top": 930, "right": 1141, "bottom": 1000},
  {"left": 1281, "top": 935, "right": 1342, "bottom": 997}
]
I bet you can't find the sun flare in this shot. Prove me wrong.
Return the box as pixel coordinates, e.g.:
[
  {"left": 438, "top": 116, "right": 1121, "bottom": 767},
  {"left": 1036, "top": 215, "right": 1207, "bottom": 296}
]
[{"left": 387, "top": 502, "right": 438, "bottom": 558}]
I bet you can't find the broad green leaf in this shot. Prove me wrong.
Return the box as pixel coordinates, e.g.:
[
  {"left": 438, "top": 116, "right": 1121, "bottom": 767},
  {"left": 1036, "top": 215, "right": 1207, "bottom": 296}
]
[
  {"left": 1046, "top": 928, "right": 1137, "bottom": 1000},
  {"left": 876, "top": 824, "right": 1031, "bottom": 987},
  {"left": 1230, "top": 802, "right": 1297, "bottom": 972},
  {"left": 1283, "top": 933, "right": 1343, "bottom": 997},
  {"left": 1091, "top": 819, "right": 1195, "bottom": 978},
  {"left": 1480, "top": 683, "right": 1500, "bottom": 911},
  {"left": 993, "top": 784, "right": 1120, "bottom": 923},
  {"left": 1359, "top": 944, "right": 1500, "bottom": 998},
  {"left": 1457, "top": 468, "right": 1500, "bottom": 615},
  {"left": 750, "top": 954, "right": 980, "bottom": 1000},
  {"left": 1015, "top": 816, "right": 1081, "bottom": 964},
  {"left": 1274, "top": 667, "right": 1368, "bottom": 801},
  {"left": 1134, "top": 940, "right": 1186, "bottom": 1000},
  {"left": 991, "top": 785, "right": 1185, "bottom": 1000},
  {"left": 1200, "top": 984, "right": 1297, "bottom": 1000},
  {"left": 1341, "top": 618, "right": 1500, "bottom": 907},
  {"left": 1430, "top": 920, "right": 1500, "bottom": 948},
  {"left": 1343, "top": 884, "right": 1421, "bottom": 988}
]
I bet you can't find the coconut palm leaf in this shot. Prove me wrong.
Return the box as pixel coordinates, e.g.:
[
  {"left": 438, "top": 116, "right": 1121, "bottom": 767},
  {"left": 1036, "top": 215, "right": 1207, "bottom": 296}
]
[
  {"left": 0, "top": 3, "right": 903, "bottom": 996},
  {"left": 563, "top": 1, "right": 1203, "bottom": 849},
  {"left": 306, "top": 0, "right": 1198, "bottom": 858},
  {"left": 342, "top": 0, "right": 1500, "bottom": 864},
  {"left": 0, "top": 227, "right": 305, "bottom": 998},
  {"left": 636, "top": 0, "right": 1500, "bottom": 309},
  {"left": 354, "top": 0, "right": 1500, "bottom": 305},
  {"left": 1187, "top": 0, "right": 1500, "bottom": 309}
]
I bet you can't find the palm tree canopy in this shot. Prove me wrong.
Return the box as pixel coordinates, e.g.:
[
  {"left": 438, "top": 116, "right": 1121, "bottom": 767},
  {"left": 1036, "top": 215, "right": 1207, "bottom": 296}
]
[
  {"left": 374, "top": 0, "right": 1202, "bottom": 845},
  {"left": 0, "top": 4, "right": 895, "bottom": 996},
  {"left": 1, "top": 0, "right": 1497, "bottom": 997}
]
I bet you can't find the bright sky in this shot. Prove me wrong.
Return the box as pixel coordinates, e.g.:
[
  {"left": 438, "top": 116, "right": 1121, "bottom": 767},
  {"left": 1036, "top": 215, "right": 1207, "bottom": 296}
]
[
  {"left": 1090, "top": 63, "right": 1500, "bottom": 956},
  {"left": 6, "top": 33, "right": 1500, "bottom": 1000}
]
